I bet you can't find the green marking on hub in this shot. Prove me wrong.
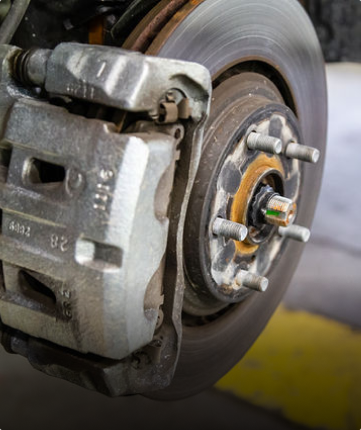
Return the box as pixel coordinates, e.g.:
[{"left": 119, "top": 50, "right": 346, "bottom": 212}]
[{"left": 266, "top": 210, "right": 281, "bottom": 217}]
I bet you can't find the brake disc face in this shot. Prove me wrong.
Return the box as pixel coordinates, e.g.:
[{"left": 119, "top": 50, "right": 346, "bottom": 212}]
[{"left": 126, "top": 0, "right": 327, "bottom": 398}]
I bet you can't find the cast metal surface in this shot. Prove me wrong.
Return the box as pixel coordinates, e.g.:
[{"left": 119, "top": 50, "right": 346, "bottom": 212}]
[
  {"left": 0, "top": 42, "right": 211, "bottom": 393},
  {"left": 16, "top": 43, "right": 210, "bottom": 121},
  {"left": 0, "top": 99, "right": 178, "bottom": 360}
]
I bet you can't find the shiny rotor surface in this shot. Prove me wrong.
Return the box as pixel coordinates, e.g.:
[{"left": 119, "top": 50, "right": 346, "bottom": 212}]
[{"left": 144, "top": 0, "right": 327, "bottom": 399}]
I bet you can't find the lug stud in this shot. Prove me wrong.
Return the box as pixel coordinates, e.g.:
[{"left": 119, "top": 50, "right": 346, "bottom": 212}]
[
  {"left": 278, "top": 225, "right": 311, "bottom": 243},
  {"left": 247, "top": 132, "right": 283, "bottom": 155},
  {"left": 213, "top": 218, "right": 248, "bottom": 242},
  {"left": 236, "top": 270, "right": 269, "bottom": 292},
  {"left": 285, "top": 142, "right": 320, "bottom": 164},
  {"left": 264, "top": 195, "right": 297, "bottom": 227}
]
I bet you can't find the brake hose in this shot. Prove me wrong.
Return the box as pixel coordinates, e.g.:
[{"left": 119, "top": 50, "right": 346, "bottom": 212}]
[{"left": 0, "top": 0, "right": 31, "bottom": 45}]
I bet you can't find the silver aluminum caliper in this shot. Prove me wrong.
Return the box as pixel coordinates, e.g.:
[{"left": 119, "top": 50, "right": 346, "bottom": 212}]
[{"left": 0, "top": 42, "right": 211, "bottom": 379}]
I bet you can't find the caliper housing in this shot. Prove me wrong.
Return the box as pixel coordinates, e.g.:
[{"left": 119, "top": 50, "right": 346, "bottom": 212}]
[{"left": 0, "top": 43, "right": 211, "bottom": 394}]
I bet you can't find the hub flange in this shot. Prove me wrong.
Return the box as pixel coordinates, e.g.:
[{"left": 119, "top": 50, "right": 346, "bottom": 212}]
[{"left": 183, "top": 72, "right": 303, "bottom": 316}]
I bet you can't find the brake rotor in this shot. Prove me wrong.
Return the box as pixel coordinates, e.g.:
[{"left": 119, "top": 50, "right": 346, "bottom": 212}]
[{"left": 126, "top": 0, "right": 327, "bottom": 398}]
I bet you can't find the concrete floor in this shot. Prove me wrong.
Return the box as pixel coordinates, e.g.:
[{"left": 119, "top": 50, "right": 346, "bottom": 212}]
[
  {"left": 0, "top": 369, "right": 308, "bottom": 430},
  {"left": 0, "top": 63, "right": 360, "bottom": 430}
]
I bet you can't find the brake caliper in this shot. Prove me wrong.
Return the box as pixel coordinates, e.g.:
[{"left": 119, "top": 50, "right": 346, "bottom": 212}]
[{"left": 0, "top": 43, "right": 211, "bottom": 394}]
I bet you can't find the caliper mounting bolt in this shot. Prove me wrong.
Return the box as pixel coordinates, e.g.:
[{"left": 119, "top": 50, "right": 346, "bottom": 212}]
[
  {"left": 213, "top": 218, "right": 248, "bottom": 242},
  {"left": 236, "top": 270, "right": 269, "bottom": 292},
  {"left": 285, "top": 142, "right": 320, "bottom": 164},
  {"left": 247, "top": 132, "right": 283, "bottom": 155},
  {"left": 278, "top": 225, "right": 311, "bottom": 243}
]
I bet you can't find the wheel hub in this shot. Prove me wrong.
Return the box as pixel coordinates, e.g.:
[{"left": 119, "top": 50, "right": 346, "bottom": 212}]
[{"left": 183, "top": 72, "right": 304, "bottom": 315}]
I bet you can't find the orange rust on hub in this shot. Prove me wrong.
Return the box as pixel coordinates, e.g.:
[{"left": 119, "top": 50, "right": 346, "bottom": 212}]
[{"left": 231, "top": 153, "right": 284, "bottom": 256}]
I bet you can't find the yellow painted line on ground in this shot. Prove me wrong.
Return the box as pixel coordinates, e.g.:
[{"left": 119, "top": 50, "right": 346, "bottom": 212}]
[{"left": 217, "top": 305, "right": 361, "bottom": 430}]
